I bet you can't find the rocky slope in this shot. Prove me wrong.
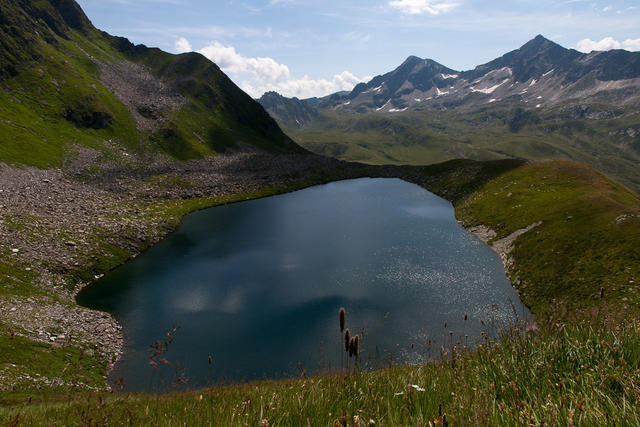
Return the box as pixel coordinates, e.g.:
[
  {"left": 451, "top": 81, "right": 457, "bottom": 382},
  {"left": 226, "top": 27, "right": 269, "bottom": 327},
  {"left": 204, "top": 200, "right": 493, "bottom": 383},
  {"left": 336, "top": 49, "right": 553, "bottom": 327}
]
[{"left": 0, "top": 0, "right": 314, "bottom": 397}]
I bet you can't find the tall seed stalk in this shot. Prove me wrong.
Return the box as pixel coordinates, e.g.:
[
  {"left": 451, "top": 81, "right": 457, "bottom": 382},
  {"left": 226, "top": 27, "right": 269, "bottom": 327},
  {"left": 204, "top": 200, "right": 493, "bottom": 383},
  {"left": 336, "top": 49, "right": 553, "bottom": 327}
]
[{"left": 339, "top": 307, "right": 346, "bottom": 372}]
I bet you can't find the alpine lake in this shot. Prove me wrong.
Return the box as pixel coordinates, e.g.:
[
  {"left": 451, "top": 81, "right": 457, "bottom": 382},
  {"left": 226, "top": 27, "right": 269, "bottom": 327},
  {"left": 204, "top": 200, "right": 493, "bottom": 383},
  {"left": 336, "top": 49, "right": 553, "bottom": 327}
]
[{"left": 77, "top": 178, "right": 532, "bottom": 392}]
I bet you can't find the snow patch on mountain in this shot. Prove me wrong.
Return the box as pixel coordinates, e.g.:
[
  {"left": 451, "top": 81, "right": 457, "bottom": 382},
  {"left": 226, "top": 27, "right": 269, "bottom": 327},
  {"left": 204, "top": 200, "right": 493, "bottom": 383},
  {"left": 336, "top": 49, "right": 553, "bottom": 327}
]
[
  {"left": 365, "top": 85, "right": 384, "bottom": 94},
  {"left": 471, "top": 78, "right": 510, "bottom": 94},
  {"left": 376, "top": 99, "right": 392, "bottom": 111}
]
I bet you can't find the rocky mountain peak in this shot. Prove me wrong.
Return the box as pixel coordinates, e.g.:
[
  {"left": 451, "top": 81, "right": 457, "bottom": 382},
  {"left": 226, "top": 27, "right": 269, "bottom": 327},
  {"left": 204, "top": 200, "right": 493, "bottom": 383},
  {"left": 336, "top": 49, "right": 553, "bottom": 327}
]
[
  {"left": 399, "top": 55, "right": 424, "bottom": 67},
  {"left": 257, "top": 91, "right": 318, "bottom": 128}
]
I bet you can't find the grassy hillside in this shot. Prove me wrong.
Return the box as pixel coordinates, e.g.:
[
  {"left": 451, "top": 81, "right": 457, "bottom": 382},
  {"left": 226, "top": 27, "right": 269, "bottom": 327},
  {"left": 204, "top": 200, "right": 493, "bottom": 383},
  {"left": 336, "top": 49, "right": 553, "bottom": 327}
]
[
  {"left": 287, "top": 104, "right": 640, "bottom": 193},
  {"left": 0, "top": 0, "right": 299, "bottom": 169},
  {"left": 1, "top": 159, "right": 639, "bottom": 424},
  {"left": 455, "top": 161, "right": 640, "bottom": 316},
  {"left": 395, "top": 159, "right": 640, "bottom": 318}
]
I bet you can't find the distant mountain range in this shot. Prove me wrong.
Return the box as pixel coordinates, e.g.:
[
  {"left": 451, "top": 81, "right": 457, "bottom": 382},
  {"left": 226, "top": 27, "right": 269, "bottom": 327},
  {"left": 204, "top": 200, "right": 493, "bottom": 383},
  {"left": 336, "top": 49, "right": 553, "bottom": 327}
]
[
  {"left": 258, "top": 35, "right": 640, "bottom": 192},
  {"left": 261, "top": 35, "right": 640, "bottom": 118}
]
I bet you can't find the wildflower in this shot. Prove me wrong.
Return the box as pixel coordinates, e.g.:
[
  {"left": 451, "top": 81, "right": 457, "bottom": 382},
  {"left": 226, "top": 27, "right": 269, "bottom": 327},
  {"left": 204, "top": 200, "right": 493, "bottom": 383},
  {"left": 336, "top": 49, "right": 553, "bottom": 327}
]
[{"left": 409, "top": 384, "right": 426, "bottom": 392}]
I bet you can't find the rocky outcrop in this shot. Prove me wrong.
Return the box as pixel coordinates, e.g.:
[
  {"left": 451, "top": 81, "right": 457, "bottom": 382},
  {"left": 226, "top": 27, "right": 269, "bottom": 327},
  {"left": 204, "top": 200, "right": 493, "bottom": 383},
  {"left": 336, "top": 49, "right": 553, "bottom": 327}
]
[{"left": 467, "top": 221, "right": 543, "bottom": 272}]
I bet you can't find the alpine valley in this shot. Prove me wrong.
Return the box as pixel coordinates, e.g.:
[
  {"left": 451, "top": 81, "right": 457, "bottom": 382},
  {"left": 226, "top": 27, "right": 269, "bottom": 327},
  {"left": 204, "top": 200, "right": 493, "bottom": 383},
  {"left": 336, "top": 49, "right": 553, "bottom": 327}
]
[
  {"left": 259, "top": 35, "right": 640, "bottom": 192},
  {"left": 1, "top": 0, "right": 640, "bottom": 425}
]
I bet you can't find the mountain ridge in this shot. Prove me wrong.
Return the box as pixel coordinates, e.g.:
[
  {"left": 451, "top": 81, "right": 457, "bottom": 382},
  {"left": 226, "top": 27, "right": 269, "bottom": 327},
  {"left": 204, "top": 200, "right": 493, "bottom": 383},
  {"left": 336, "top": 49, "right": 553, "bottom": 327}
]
[
  {"left": 258, "top": 34, "right": 640, "bottom": 192},
  {"left": 0, "top": 0, "right": 302, "bottom": 168},
  {"left": 260, "top": 34, "right": 640, "bottom": 114}
]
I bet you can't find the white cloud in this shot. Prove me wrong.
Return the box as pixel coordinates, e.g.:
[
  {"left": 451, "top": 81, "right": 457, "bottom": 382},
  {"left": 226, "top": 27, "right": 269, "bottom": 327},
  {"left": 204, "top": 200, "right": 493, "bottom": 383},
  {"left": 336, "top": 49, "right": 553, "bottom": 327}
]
[
  {"left": 198, "top": 42, "right": 290, "bottom": 81},
  {"left": 189, "top": 41, "right": 368, "bottom": 98},
  {"left": 241, "top": 71, "right": 370, "bottom": 99},
  {"left": 623, "top": 38, "right": 640, "bottom": 51},
  {"left": 576, "top": 37, "right": 640, "bottom": 52},
  {"left": 174, "top": 37, "right": 192, "bottom": 53},
  {"left": 388, "top": 0, "right": 459, "bottom": 15}
]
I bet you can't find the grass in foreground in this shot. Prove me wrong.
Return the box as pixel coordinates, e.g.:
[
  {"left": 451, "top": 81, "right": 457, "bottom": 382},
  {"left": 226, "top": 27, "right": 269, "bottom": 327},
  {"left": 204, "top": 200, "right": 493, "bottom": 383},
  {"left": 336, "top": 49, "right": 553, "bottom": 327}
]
[{"left": 1, "top": 310, "right": 638, "bottom": 425}]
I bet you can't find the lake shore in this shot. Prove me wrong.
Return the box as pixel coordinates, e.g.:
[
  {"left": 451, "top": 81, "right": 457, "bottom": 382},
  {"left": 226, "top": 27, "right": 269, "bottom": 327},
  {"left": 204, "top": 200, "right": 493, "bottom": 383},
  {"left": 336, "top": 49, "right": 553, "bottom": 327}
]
[
  {"left": 0, "top": 149, "right": 350, "bottom": 392},
  {"left": 4, "top": 155, "right": 637, "bottom": 397},
  {"left": 0, "top": 150, "right": 532, "bottom": 393}
]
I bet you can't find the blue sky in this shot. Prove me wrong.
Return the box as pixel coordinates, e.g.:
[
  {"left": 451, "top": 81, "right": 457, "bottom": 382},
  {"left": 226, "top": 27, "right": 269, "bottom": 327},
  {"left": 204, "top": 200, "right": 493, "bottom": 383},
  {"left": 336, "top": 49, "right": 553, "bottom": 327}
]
[{"left": 76, "top": 0, "right": 640, "bottom": 98}]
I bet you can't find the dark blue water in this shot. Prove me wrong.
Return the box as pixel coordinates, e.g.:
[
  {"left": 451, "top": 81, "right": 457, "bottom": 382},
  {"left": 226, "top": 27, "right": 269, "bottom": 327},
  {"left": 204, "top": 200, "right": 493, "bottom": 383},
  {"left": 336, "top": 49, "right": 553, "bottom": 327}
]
[{"left": 77, "top": 178, "right": 531, "bottom": 392}]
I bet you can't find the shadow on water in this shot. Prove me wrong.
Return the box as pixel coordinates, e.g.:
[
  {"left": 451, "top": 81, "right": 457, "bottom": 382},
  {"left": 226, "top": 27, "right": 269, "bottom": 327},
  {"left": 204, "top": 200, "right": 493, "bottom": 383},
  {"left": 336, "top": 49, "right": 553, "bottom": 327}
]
[{"left": 77, "top": 178, "right": 533, "bottom": 392}]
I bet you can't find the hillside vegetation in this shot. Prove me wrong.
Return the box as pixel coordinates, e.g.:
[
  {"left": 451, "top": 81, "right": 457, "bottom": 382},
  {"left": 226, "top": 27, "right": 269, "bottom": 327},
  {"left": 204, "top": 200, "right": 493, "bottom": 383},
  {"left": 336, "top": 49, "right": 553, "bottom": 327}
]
[{"left": 0, "top": 0, "right": 299, "bottom": 169}]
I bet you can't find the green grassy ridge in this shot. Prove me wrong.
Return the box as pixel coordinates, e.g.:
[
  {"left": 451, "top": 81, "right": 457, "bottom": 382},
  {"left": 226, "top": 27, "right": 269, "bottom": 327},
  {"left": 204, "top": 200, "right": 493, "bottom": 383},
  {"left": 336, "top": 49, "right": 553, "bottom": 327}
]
[
  {"left": 0, "top": 0, "right": 300, "bottom": 168},
  {"left": 115, "top": 41, "right": 301, "bottom": 154},
  {"left": 0, "top": 28, "right": 143, "bottom": 168},
  {"left": 453, "top": 160, "right": 640, "bottom": 318}
]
